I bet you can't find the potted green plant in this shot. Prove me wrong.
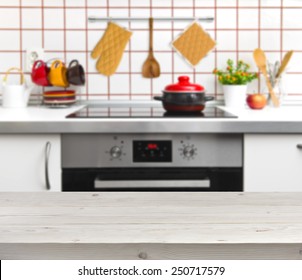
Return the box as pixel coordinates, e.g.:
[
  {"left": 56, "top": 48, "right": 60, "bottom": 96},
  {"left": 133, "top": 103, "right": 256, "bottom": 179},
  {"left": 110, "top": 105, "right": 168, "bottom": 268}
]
[{"left": 213, "top": 59, "right": 258, "bottom": 108}]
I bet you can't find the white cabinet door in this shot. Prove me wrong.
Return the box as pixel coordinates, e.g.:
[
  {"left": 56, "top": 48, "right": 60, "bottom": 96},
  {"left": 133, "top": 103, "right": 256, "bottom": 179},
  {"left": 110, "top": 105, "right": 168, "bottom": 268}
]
[
  {"left": 244, "top": 134, "right": 302, "bottom": 192},
  {"left": 0, "top": 134, "right": 61, "bottom": 191}
]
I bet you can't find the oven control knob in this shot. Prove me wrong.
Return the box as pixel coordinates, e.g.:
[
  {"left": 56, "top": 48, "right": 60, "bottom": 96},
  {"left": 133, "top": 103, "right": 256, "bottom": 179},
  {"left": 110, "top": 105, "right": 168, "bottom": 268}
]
[
  {"left": 182, "top": 145, "right": 197, "bottom": 159},
  {"left": 110, "top": 146, "right": 122, "bottom": 159}
]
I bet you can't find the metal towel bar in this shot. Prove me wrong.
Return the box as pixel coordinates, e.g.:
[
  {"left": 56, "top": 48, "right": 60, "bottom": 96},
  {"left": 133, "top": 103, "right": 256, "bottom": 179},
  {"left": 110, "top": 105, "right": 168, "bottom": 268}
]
[{"left": 88, "top": 17, "right": 214, "bottom": 23}]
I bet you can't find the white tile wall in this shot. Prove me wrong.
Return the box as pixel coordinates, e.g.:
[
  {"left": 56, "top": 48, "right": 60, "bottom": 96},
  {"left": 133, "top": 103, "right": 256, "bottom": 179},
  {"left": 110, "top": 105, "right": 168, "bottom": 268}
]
[
  {"left": 0, "top": 0, "right": 300, "bottom": 102},
  {"left": 216, "top": 9, "right": 237, "bottom": 29},
  {"left": 44, "top": 8, "right": 64, "bottom": 29},
  {"left": 238, "top": 9, "right": 258, "bottom": 29},
  {"left": 0, "top": 9, "right": 20, "bottom": 28},
  {"left": 239, "top": 31, "right": 259, "bottom": 51},
  {"left": 0, "top": 31, "right": 19, "bottom": 50},
  {"left": 22, "top": 0, "right": 41, "bottom": 6},
  {"left": 22, "top": 31, "right": 42, "bottom": 50},
  {"left": 22, "top": 8, "right": 42, "bottom": 29}
]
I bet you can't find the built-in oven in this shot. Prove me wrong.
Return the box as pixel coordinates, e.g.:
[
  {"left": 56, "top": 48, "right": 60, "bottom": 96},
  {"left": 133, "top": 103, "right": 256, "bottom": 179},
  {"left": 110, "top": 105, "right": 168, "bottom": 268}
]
[{"left": 62, "top": 134, "right": 243, "bottom": 192}]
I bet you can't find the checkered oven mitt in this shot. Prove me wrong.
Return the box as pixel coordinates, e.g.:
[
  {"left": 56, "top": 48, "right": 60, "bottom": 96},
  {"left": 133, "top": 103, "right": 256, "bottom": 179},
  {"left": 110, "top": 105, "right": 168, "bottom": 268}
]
[{"left": 91, "top": 22, "right": 132, "bottom": 76}]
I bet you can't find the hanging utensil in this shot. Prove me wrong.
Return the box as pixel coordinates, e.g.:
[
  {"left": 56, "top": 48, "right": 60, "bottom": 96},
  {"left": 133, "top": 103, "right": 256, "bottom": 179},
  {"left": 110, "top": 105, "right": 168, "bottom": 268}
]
[
  {"left": 142, "top": 17, "right": 161, "bottom": 78},
  {"left": 267, "top": 62, "right": 274, "bottom": 86},
  {"left": 276, "top": 50, "right": 294, "bottom": 79},
  {"left": 253, "top": 48, "right": 279, "bottom": 107},
  {"left": 272, "top": 61, "right": 280, "bottom": 86}
]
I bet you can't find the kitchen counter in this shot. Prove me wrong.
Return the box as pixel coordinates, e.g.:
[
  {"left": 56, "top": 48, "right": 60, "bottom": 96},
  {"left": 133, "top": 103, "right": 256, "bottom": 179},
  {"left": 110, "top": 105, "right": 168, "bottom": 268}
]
[
  {"left": 2, "top": 103, "right": 302, "bottom": 133},
  {"left": 0, "top": 192, "right": 302, "bottom": 259}
]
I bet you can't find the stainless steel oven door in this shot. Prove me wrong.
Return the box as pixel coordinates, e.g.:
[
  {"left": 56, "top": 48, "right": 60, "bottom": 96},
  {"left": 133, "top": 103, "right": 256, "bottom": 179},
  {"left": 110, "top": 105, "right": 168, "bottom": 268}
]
[
  {"left": 62, "top": 167, "right": 243, "bottom": 192},
  {"left": 62, "top": 133, "right": 243, "bottom": 192}
]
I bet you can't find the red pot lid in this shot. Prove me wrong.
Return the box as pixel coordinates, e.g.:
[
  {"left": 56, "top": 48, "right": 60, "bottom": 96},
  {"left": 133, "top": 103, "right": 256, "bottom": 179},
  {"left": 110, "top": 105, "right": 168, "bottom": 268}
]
[{"left": 164, "top": 76, "right": 205, "bottom": 93}]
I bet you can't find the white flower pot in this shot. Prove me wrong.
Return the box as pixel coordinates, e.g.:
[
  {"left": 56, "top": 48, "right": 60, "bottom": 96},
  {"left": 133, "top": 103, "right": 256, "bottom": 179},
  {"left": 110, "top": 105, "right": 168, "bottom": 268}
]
[{"left": 223, "top": 85, "right": 247, "bottom": 109}]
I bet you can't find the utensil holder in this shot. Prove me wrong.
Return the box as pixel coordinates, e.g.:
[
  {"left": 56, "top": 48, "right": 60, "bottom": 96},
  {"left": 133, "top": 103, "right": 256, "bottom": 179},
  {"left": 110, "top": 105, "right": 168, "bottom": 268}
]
[{"left": 262, "top": 73, "right": 286, "bottom": 107}]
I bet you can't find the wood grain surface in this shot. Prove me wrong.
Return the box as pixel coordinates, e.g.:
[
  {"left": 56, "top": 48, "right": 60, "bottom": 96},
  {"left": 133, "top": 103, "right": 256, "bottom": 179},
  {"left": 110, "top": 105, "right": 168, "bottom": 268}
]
[{"left": 0, "top": 192, "right": 302, "bottom": 259}]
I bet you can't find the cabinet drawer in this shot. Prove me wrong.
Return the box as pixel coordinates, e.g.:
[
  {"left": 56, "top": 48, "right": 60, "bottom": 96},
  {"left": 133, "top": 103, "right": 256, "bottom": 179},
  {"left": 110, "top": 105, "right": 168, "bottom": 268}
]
[{"left": 244, "top": 134, "right": 302, "bottom": 192}]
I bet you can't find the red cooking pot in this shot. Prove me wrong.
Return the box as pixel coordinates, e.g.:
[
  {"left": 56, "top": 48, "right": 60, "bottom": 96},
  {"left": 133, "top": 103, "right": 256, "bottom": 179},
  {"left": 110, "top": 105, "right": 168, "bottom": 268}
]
[{"left": 154, "top": 76, "right": 214, "bottom": 112}]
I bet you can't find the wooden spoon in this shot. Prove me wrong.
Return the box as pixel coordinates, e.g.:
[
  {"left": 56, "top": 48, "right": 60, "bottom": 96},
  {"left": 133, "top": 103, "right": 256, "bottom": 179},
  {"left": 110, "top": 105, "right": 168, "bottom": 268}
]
[
  {"left": 276, "top": 50, "right": 293, "bottom": 79},
  {"left": 142, "top": 18, "right": 161, "bottom": 78},
  {"left": 253, "top": 48, "right": 279, "bottom": 107}
]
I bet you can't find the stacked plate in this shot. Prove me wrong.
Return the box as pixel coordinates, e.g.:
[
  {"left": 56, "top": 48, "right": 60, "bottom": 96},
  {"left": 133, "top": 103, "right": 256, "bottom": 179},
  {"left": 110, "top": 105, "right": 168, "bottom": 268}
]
[{"left": 43, "top": 90, "right": 76, "bottom": 107}]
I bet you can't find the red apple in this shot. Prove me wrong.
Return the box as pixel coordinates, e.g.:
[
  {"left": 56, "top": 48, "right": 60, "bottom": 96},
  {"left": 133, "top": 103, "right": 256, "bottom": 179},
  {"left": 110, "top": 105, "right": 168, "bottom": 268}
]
[{"left": 246, "top": 93, "right": 267, "bottom": 110}]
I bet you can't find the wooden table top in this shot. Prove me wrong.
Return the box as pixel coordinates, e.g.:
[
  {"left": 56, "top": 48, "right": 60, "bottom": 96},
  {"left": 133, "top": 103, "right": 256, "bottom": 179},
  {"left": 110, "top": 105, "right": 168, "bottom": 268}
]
[{"left": 1, "top": 192, "right": 302, "bottom": 245}]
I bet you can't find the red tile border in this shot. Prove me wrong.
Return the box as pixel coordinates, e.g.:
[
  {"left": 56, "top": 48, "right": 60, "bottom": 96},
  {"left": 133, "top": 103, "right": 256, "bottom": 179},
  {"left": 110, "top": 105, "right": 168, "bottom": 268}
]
[
  {"left": 192, "top": 0, "right": 196, "bottom": 84},
  {"left": 128, "top": 0, "right": 132, "bottom": 102},
  {"left": 19, "top": 0, "right": 22, "bottom": 70},
  {"left": 214, "top": 0, "right": 218, "bottom": 100},
  {"left": 63, "top": 0, "right": 67, "bottom": 64},
  {"left": 171, "top": 0, "right": 175, "bottom": 85},
  {"left": 258, "top": 0, "right": 261, "bottom": 93},
  {"left": 236, "top": 0, "right": 239, "bottom": 63},
  {"left": 41, "top": 0, "right": 45, "bottom": 48},
  {"left": 150, "top": 0, "right": 154, "bottom": 99},
  {"left": 84, "top": 0, "right": 89, "bottom": 101},
  {"left": 280, "top": 0, "right": 284, "bottom": 62},
  {"left": 106, "top": 0, "right": 110, "bottom": 102},
  {"left": 0, "top": 1, "right": 301, "bottom": 100}
]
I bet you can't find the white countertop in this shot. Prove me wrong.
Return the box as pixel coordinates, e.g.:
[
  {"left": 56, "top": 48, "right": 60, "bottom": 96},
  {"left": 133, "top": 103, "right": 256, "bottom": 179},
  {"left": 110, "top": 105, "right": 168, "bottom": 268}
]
[
  {"left": 1, "top": 104, "right": 302, "bottom": 122},
  {"left": 1, "top": 102, "right": 302, "bottom": 133},
  {"left": 222, "top": 105, "right": 302, "bottom": 121},
  {"left": 0, "top": 104, "right": 85, "bottom": 122}
]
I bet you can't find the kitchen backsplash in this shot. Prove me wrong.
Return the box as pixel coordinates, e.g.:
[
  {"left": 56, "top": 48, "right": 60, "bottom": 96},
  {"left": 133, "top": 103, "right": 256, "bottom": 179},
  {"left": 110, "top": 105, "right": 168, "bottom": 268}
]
[{"left": 0, "top": 0, "right": 302, "bottom": 102}]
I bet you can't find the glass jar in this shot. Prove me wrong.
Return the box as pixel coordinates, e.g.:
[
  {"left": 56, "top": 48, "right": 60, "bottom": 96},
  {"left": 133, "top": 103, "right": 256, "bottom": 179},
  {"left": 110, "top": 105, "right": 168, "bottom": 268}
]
[{"left": 261, "top": 73, "right": 286, "bottom": 107}]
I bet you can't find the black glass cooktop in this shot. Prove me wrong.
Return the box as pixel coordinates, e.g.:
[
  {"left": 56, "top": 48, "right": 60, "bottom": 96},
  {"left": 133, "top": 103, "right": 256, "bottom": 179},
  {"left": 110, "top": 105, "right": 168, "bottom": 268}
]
[{"left": 67, "top": 106, "right": 237, "bottom": 119}]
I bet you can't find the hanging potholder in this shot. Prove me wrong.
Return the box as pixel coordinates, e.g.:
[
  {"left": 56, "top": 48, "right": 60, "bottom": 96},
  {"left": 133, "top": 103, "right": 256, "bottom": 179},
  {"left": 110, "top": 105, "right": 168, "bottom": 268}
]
[{"left": 172, "top": 21, "right": 216, "bottom": 67}]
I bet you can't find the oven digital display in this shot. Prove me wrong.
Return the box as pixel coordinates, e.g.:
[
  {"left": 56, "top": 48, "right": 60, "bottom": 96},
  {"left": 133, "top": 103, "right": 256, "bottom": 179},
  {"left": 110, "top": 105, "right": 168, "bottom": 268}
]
[
  {"left": 133, "top": 141, "right": 172, "bottom": 162},
  {"left": 147, "top": 143, "right": 158, "bottom": 150}
]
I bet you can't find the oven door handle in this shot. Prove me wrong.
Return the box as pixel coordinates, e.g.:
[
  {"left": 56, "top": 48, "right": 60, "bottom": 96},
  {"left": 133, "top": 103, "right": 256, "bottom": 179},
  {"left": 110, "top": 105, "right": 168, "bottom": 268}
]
[{"left": 94, "top": 179, "right": 210, "bottom": 189}]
